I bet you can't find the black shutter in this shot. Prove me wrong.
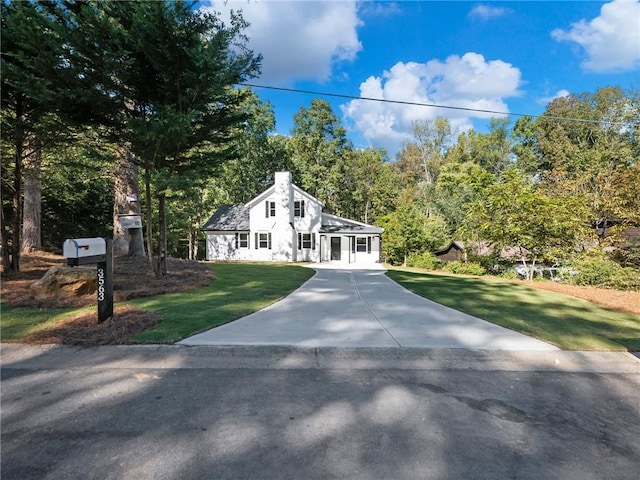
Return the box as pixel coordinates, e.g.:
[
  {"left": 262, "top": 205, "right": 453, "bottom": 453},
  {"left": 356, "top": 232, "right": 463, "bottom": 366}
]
[
  {"left": 301, "top": 200, "right": 305, "bottom": 218},
  {"left": 255, "top": 232, "right": 258, "bottom": 249},
  {"left": 297, "top": 233, "right": 301, "bottom": 250},
  {"left": 312, "top": 233, "right": 316, "bottom": 250},
  {"left": 265, "top": 201, "right": 269, "bottom": 218},
  {"left": 367, "top": 236, "right": 372, "bottom": 254},
  {"left": 235, "top": 233, "right": 239, "bottom": 249},
  {"left": 268, "top": 233, "right": 272, "bottom": 249}
]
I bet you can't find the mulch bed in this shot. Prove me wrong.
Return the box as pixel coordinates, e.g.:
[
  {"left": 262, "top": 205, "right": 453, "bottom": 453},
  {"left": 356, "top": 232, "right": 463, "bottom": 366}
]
[
  {"left": 1, "top": 251, "right": 214, "bottom": 345},
  {"left": 22, "top": 305, "right": 162, "bottom": 346}
]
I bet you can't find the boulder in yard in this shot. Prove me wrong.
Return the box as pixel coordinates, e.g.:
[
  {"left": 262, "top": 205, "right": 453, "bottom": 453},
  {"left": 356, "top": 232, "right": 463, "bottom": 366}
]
[{"left": 30, "top": 266, "right": 97, "bottom": 300}]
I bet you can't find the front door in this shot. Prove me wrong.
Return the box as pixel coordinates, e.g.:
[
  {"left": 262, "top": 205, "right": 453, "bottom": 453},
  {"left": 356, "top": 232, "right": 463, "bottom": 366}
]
[{"left": 330, "top": 237, "right": 341, "bottom": 261}]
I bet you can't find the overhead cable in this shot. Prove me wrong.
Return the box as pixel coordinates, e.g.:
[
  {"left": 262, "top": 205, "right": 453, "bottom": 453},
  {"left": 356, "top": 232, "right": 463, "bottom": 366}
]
[{"left": 238, "top": 83, "right": 633, "bottom": 128}]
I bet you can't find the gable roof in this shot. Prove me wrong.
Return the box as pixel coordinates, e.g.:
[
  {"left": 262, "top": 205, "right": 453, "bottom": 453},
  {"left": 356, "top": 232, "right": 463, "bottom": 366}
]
[
  {"left": 202, "top": 204, "right": 249, "bottom": 231},
  {"left": 245, "top": 182, "right": 325, "bottom": 209},
  {"left": 434, "top": 240, "right": 529, "bottom": 260},
  {"left": 433, "top": 241, "right": 465, "bottom": 256}
]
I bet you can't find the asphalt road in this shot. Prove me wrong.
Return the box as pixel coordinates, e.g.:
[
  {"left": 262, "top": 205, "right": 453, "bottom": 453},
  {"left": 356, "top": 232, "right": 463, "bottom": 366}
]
[{"left": 2, "top": 345, "right": 639, "bottom": 480}]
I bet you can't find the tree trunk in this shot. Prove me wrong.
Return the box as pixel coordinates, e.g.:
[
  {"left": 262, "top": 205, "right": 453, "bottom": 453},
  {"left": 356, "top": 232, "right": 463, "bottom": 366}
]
[
  {"left": 157, "top": 192, "right": 167, "bottom": 275},
  {"left": 144, "top": 165, "right": 156, "bottom": 274},
  {"left": 1, "top": 204, "right": 11, "bottom": 271},
  {"left": 192, "top": 188, "right": 203, "bottom": 260},
  {"left": 11, "top": 136, "right": 23, "bottom": 271},
  {"left": 21, "top": 140, "right": 42, "bottom": 253},
  {"left": 364, "top": 198, "right": 370, "bottom": 225},
  {"left": 113, "top": 148, "right": 145, "bottom": 257}
]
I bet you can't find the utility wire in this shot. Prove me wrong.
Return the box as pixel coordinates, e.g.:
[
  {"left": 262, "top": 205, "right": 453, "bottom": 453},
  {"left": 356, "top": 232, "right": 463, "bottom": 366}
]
[{"left": 238, "top": 83, "right": 633, "bottom": 128}]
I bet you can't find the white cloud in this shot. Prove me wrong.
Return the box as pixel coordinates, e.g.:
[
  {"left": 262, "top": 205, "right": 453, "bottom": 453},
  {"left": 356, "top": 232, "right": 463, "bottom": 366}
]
[
  {"left": 359, "top": 1, "right": 402, "bottom": 17},
  {"left": 342, "top": 53, "right": 522, "bottom": 155},
  {"left": 468, "top": 4, "right": 511, "bottom": 20},
  {"left": 551, "top": 0, "right": 640, "bottom": 73},
  {"left": 537, "top": 89, "right": 571, "bottom": 106},
  {"left": 206, "top": 1, "right": 362, "bottom": 84}
]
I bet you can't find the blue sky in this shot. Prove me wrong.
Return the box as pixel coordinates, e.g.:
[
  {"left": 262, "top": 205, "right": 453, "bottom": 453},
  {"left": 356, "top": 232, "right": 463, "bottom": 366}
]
[{"left": 205, "top": 1, "right": 640, "bottom": 157}]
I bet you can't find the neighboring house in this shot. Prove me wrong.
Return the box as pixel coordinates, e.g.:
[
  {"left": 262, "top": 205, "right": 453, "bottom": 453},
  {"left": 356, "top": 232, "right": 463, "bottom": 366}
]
[
  {"left": 433, "top": 241, "right": 465, "bottom": 262},
  {"left": 434, "top": 241, "right": 528, "bottom": 263},
  {"left": 203, "top": 172, "right": 383, "bottom": 264}
]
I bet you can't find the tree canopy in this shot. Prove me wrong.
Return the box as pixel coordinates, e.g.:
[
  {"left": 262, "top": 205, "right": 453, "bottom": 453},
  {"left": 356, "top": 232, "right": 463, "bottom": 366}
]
[{"left": 2, "top": 2, "right": 637, "bottom": 284}]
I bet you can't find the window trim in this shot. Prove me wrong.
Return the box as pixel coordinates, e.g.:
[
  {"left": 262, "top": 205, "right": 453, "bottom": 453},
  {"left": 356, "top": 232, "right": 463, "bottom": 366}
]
[
  {"left": 297, "top": 232, "right": 315, "bottom": 250},
  {"left": 356, "top": 237, "right": 367, "bottom": 253},
  {"left": 255, "top": 232, "right": 272, "bottom": 249},
  {"left": 238, "top": 232, "right": 249, "bottom": 249},
  {"left": 265, "top": 200, "right": 275, "bottom": 218},
  {"left": 294, "top": 200, "right": 305, "bottom": 218}
]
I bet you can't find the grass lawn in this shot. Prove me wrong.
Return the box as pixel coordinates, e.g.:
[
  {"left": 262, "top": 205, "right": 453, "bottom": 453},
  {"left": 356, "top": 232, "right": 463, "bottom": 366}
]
[
  {"left": 128, "top": 262, "right": 314, "bottom": 343},
  {"left": 0, "top": 305, "right": 91, "bottom": 341},
  {"left": 1, "top": 263, "right": 314, "bottom": 345},
  {"left": 387, "top": 268, "right": 640, "bottom": 351}
]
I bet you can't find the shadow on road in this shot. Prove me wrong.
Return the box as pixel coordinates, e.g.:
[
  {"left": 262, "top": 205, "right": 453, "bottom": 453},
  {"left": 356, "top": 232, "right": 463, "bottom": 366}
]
[{"left": 2, "top": 345, "right": 639, "bottom": 479}]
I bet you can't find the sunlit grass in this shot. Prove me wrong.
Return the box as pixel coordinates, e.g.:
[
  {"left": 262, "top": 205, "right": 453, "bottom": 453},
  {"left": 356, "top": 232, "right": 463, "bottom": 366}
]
[
  {"left": 0, "top": 304, "right": 93, "bottom": 341},
  {"left": 1, "top": 263, "right": 314, "bottom": 345},
  {"left": 128, "top": 262, "right": 314, "bottom": 343},
  {"left": 387, "top": 268, "right": 640, "bottom": 351}
]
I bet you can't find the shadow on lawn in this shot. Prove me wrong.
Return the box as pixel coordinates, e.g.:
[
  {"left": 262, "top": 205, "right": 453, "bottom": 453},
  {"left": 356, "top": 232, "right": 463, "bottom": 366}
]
[
  {"left": 128, "top": 263, "right": 315, "bottom": 343},
  {"left": 387, "top": 270, "right": 640, "bottom": 351}
]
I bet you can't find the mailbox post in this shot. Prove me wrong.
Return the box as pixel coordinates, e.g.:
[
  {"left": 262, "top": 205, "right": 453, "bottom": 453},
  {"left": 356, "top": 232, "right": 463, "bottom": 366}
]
[{"left": 62, "top": 237, "right": 113, "bottom": 322}]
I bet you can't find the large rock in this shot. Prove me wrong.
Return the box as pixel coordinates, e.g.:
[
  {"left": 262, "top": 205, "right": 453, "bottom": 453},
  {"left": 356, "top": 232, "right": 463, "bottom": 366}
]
[{"left": 30, "top": 266, "right": 97, "bottom": 300}]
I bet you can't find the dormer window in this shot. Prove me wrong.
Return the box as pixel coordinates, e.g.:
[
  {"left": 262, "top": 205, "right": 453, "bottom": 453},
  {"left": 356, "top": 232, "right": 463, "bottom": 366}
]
[{"left": 294, "top": 200, "right": 305, "bottom": 217}]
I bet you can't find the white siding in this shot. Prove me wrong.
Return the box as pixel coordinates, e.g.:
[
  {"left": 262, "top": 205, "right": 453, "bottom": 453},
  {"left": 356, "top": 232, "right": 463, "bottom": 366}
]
[
  {"left": 319, "top": 235, "right": 381, "bottom": 264},
  {"left": 206, "top": 232, "right": 256, "bottom": 261},
  {"left": 271, "top": 172, "right": 296, "bottom": 262},
  {"left": 206, "top": 171, "right": 381, "bottom": 265}
]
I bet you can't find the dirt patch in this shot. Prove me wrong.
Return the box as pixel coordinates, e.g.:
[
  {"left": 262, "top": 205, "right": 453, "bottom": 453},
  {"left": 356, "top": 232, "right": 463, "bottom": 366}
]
[
  {"left": 1, "top": 251, "right": 214, "bottom": 345},
  {"left": 519, "top": 280, "right": 640, "bottom": 316}
]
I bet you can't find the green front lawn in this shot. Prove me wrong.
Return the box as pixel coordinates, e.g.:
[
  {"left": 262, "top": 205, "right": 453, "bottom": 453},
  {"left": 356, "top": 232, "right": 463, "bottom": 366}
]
[
  {"left": 1, "top": 262, "right": 314, "bottom": 345},
  {"left": 387, "top": 268, "right": 640, "bottom": 351},
  {"left": 0, "top": 305, "right": 87, "bottom": 342},
  {"left": 128, "top": 262, "right": 315, "bottom": 343}
]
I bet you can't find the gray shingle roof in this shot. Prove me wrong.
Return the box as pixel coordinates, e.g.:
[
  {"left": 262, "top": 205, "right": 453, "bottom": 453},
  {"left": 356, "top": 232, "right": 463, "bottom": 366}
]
[
  {"left": 202, "top": 204, "right": 249, "bottom": 231},
  {"left": 320, "top": 224, "right": 383, "bottom": 234}
]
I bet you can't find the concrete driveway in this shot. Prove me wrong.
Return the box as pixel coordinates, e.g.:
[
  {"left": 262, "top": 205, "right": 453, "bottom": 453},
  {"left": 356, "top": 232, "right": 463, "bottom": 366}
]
[{"left": 180, "top": 266, "right": 557, "bottom": 350}]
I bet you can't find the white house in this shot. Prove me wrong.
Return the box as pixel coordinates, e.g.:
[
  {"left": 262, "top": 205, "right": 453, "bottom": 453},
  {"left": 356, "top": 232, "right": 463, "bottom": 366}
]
[{"left": 203, "top": 172, "right": 383, "bottom": 264}]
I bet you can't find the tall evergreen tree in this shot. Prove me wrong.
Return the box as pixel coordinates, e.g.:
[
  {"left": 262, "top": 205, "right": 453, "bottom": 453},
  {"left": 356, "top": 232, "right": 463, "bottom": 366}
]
[{"left": 3, "top": 1, "right": 260, "bottom": 274}]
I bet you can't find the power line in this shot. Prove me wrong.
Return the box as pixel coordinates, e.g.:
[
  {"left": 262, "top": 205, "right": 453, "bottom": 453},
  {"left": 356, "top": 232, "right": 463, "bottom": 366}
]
[{"left": 238, "top": 83, "right": 632, "bottom": 127}]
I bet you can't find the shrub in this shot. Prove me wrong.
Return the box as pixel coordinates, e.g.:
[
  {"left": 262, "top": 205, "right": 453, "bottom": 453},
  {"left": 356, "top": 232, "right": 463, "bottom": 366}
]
[
  {"left": 467, "top": 253, "right": 513, "bottom": 275},
  {"left": 611, "top": 268, "right": 640, "bottom": 291},
  {"left": 406, "top": 252, "right": 442, "bottom": 270},
  {"left": 442, "top": 261, "right": 486, "bottom": 276},
  {"left": 611, "top": 246, "right": 640, "bottom": 268},
  {"left": 499, "top": 269, "right": 519, "bottom": 280},
  {"left": 568, "top": 253, "right": 640, "bottom": 291}
]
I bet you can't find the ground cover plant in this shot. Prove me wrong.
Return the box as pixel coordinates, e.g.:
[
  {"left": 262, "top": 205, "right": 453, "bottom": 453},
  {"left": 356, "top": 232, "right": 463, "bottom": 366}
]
[{"left": 387, "top": 268, "right": 640, "bottom": 351}]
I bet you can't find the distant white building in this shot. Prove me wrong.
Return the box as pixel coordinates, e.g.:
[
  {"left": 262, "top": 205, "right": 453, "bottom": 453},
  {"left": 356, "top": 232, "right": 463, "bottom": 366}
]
[{"left": 203, "top": 172, "right": 383, "bottom": 264}]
